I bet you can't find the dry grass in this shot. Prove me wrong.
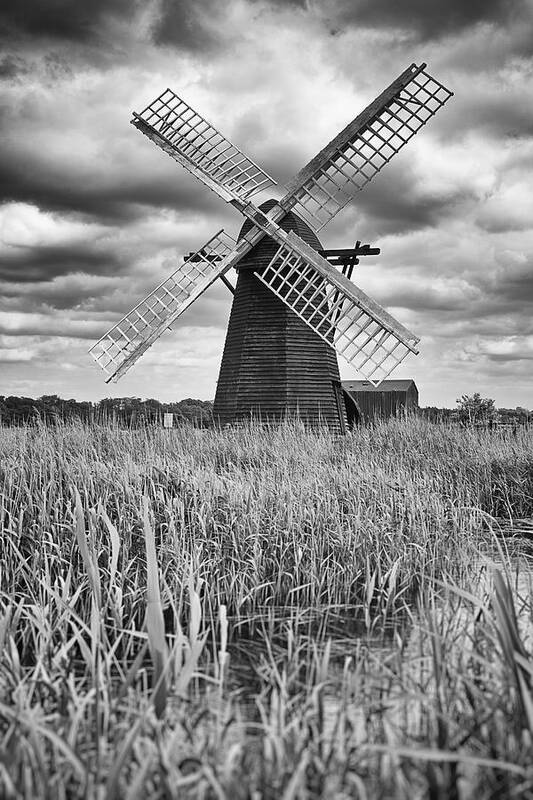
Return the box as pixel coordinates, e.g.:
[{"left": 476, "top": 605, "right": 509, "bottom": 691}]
[{"left": 0, "top": 417, "right": 532, "bottom": 798}]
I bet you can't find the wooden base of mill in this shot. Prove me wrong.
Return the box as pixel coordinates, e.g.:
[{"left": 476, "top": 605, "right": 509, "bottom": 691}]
[{"left": 213, "top": 201, "right": 347, "bottom": 432}]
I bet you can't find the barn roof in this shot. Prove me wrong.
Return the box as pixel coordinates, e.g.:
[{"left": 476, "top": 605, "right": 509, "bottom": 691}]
[{"left": 342, "top": 379, "right": 416, "bottom": 393}]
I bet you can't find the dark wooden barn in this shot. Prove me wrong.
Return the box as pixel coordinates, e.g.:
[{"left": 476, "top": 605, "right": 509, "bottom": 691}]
[{"left": 341, "top": 379, "right": 419, "bottom": 425}]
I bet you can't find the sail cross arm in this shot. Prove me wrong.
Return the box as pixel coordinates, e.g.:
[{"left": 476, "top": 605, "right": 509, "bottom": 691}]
[
  {"left": 285, "top": 231, "right": 418, "bottom": 349},
  {"left": 256, "top": 229, "right": 419, "bottom": 386},
  {"left": 279, "top": 62, "right": 453, "bottom": 230},
  {"left": 232, "top": 199, "right": 418, "bottom": 353},
  {"left": 132, "top": 118, "right": 235, "bottom": 204},
  {"left": 89, "top": 230, "right": 239, "bottom": 383},
  {"left": 131, "top": 89, "right": 276, "bottom": 203}
]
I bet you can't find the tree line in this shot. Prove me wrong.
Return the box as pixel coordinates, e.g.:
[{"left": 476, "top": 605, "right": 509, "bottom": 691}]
[
  {"left": 0, "top": 395, "right": 213, "bottom": 426},
  {"left": 0, "top": 392, "right": 529, "bottom": 427}
]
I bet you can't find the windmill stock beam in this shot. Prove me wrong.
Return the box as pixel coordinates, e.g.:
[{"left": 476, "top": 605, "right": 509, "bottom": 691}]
[
  {"left": 234, "top": 198, "right": 418, "bottom": 353},
  {"left": 319, "top": 246, "right": 380, "bottom": 259},
  {"left": 279, "top": 63, "right": 427, "bottom": 208}
]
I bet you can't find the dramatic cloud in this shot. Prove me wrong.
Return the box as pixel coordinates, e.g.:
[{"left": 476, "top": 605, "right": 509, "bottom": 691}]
[
  {"left": 0, "top": 0, "right": 136, "bottom": 44},
  {"left": 1, "top": 0, "right": 532, "bottom": 407},
  {"left": 321, "top": 0, "right": 525, "bottom": 42},
  {"left": 152, "top": 0, "right": 225, "bottom": 50}
]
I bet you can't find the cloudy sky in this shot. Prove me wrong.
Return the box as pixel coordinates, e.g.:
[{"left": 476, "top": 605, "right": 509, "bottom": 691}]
[{"left": 1, "top": 0, "right": 533, "bottom": 408}]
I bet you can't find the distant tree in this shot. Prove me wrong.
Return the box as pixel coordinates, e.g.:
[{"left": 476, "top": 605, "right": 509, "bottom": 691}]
[
  {"left": 515, "top": 406, "right": 530, "bottom": 422},
  {"left": 419, "top": 406, "right": 454, "bottom": 423},
  {"left": 39, "top": 395, "right": 63, "bottom": 423},
  {"left": 455, "top": 393, "right": 497, "bottom": 424},
  {"left": 174, "top": 398, "right": 213, "bottom": 425},
  {"left": 1, "top": 396, "right": 36, "bottom": 425}
]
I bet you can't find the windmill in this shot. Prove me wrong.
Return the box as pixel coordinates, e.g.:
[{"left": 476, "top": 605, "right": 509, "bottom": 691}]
[{"left": 89, "top": 63, "right": 452, "bottom": 431}]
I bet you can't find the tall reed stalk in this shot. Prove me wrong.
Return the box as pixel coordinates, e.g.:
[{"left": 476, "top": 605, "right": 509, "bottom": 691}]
[{"left": 0, "top": 418, "right": 531, "bottom": 797}]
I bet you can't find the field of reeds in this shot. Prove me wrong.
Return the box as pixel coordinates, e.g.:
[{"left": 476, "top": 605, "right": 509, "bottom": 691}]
[{"left": 1, "top": 417, "right": 533, "bottom": 799}]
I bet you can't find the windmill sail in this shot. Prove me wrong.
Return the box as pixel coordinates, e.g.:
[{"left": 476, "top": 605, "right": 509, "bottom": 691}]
[
  {"left": 131, "top": 89, "right": 276, "bottom": 204},
  {"left": 90, "top": 62, "right": 453, "bottom": 412},
  {"left": 256, "top": 230, "right": 419, "bottom": 385},
  {"left": 280, "top": 63, "right": 453, "bottom": 230},
  {"left": 89, "top": 230, "right": 237, "bottom": 383}
]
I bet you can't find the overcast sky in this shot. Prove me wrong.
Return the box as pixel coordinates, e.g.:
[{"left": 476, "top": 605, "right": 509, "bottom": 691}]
[{"left": 1, "top": 0, "right": 532, "bottom": 407}]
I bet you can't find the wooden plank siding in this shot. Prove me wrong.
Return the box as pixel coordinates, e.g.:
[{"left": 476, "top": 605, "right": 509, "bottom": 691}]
[
  {"left": 341, "top": 379, "right": 419, "bottom": 423},
  {"left": 213, "top": 200, "right": 346, "bottom": 431}
]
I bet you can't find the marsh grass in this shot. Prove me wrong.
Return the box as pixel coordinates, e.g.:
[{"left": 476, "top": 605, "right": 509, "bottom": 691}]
[{"left": 0, "top": 417, "right": 532, "bottom": 798}]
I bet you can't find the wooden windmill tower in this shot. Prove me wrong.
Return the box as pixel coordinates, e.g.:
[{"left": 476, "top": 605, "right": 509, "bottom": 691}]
[{"left": 90, "top": 63, "right": 452, "bottom": 430}]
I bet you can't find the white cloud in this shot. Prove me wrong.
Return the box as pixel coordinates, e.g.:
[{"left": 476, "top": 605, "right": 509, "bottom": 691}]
[
  {"left": 1, "top": 0, "right": 533, "bottom": 407},
  {"left": 0, "top": 202, "right": 109, "bottom": 250}
]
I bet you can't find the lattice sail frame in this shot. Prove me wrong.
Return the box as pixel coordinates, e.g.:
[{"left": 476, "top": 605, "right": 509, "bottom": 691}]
[
  {"left": 280, "top": 63, "right": 453, "bottom": 230},
  {"left": 131, "top": 89, "right": 276, "bottom": 203},
  {"left": 89, "top": 230, "right": 237, "bottom": 382},
  {"left": 90, "top": 63, "right": 452, "bottom": 386},
  {"left": 253, "top": 230, "right": 419, "bottom": 385}
]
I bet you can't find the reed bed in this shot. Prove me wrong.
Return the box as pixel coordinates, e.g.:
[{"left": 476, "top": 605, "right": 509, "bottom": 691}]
[{"left": 0, "top": 418, "right": 532, "bottom": 798}]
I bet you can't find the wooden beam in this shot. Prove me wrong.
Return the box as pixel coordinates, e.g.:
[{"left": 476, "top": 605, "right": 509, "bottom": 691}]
[
  {"left": 280, "top": 63, "right": 426, "bottom": 206},
  {"left": 319, "top": 245, "right": 381, "bottom": 259},
  {"left": 219, "top": 274, "right": 235, "bottom": 294}
]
